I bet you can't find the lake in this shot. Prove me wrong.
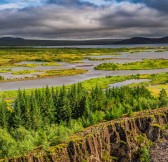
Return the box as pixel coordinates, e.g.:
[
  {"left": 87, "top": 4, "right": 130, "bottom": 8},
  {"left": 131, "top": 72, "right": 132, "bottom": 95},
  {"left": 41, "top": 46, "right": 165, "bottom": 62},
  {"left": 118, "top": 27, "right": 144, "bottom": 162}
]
[
  {"left": 0, "top": 45, "right": 167, "bottom": 91},
  {"left": 35, "top": 44, "right": 168, "bottom": 48}
]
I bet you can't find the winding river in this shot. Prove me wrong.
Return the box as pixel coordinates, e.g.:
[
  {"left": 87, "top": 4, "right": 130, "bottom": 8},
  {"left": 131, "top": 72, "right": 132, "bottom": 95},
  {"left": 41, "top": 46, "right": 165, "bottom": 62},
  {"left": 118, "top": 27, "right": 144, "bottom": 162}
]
[{"left": 0, "top": 46, "right": 168, "bottom": 91}]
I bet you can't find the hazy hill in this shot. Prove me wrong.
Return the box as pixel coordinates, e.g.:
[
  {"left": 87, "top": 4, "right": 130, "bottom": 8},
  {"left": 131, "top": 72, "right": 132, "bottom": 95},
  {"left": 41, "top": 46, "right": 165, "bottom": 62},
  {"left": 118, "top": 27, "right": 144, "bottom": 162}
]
[
  {"left": 0, "top": 36, "right": 168, "bottom": 46},
  {"left": 0, "top": 37, "right": 120, "bottom": 46},
  {"left": 115, "top": 36, "right": 168, "bottom": 44}
]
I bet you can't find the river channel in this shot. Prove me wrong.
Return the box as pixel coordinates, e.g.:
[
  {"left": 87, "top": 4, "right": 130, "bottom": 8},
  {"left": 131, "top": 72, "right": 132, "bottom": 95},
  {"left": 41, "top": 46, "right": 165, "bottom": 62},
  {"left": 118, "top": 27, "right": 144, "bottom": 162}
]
[{"left": 0, "top": 47, "right": 167, "bottom": 91}]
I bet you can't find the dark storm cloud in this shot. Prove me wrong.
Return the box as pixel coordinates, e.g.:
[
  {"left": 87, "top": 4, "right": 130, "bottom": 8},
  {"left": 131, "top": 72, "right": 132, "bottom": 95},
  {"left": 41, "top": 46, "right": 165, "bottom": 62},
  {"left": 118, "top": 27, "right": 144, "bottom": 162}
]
[
  {"left": 100, "top": 3, "right": 167, "bottom": 28},
  {"left": 0, "top": 0, "right": 167, "bottom": 39},
  {"left": 115, "top": 0, "right": 168, "bottom": 12},
  {"left": 145, "top": 0, "right": 168, "bottom": 12},
  {"left": 47, "top": 0, "right": 95, "bottom": 7},
  {"left": 47, "top": 0, "right": 81, "bottom": 5}
]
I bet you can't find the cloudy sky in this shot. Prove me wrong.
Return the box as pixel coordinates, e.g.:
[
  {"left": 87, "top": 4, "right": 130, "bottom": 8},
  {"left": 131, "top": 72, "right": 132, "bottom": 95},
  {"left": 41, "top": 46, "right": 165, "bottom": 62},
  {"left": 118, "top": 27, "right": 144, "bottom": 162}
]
[{"left": 0, "top": 0, "right": 167, "bottom": 39}]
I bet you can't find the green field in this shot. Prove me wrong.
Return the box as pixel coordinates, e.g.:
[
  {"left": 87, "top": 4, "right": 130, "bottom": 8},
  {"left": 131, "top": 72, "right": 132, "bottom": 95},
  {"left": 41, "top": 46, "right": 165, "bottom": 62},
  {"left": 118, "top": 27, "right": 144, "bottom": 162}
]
[
  {"left": 1, "top": 72, "right": 167, "bottom": 100},
  {"left": 0, "top": 47, "right": 165, "bottom": 68},
  {"left": 95, "top": 59, "right": 168, "bottom": 70},
  {"left": 0, "top": 47, "right": 168, "bottom": 160},
  {"left": 0, "top": 83, "right": 167, "bottom": 159},
  {"left": 0, "top": 68, "right": 87, "bottom": 83}
]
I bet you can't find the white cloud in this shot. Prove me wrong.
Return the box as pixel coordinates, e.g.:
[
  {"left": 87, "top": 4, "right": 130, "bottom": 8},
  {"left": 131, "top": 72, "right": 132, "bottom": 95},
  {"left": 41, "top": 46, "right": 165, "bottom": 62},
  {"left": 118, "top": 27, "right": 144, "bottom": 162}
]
[
  {"left": 0, "top": 1, "right": 167, "bottom": 39},
  {"left": 81, "top": 0, "right": 111, "bottom": 6},
  {"left": 0, "top": 3, "right": 23, "bottom": 10},
  {"left": 0, "top": 0, "right": 46, "bottom": 9}
]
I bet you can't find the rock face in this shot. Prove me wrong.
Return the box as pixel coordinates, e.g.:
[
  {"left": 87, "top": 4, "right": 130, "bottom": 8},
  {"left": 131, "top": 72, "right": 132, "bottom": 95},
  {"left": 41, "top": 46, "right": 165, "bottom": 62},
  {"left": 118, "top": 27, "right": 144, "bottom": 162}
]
[
  {"left": 150, "top": 130, "right": 168, "bottom": 162},
  {"left": 7, "top": 108, "right": 168, "bottom": 162}
]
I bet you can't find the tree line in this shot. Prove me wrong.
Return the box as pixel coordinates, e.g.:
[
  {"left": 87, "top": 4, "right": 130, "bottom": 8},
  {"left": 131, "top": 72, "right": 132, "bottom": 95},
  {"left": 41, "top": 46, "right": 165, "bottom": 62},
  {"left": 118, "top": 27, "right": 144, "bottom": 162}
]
[{"left": 0, "top": 84, "right": 167, "bottom": 158}]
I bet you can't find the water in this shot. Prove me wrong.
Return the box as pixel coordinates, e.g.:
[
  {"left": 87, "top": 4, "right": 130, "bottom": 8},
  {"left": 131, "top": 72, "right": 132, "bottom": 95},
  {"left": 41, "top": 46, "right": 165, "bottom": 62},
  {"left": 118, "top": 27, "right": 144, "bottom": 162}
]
[
  {"left": 0, "top": 68, "right": 167, "bottom": 91},
  {"left": 108, "top": 79, "right": 151, "bottom": 88},
  {"left": 90, "top": 51, "right": 168, "bottom": 59},
  {"left": 34, "top": 44, "right": 168, "bottom": 48},
  {"left": 0, "top": 46, "right": 168, "bottom": 91}
]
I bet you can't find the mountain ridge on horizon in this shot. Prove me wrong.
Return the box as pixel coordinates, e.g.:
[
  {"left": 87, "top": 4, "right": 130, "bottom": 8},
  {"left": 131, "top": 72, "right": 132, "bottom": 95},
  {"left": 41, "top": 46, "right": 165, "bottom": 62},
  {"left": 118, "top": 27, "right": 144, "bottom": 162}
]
[{"left": 0, "top": 36, "right": 168, "bottom": 46}]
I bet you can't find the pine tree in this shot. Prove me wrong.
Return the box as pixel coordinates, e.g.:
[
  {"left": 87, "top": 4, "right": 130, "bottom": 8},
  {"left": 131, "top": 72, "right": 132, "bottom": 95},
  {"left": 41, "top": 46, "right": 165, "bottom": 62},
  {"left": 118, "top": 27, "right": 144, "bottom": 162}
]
[
  {"left": 83, "top": 96, "right": 91, "bottom": 118},
  {"left": 0, "top": 99, "right": 9, "bottom": 129},
  {"left": 13, "top": 99, "right": 22, "bottom": 128},
  {"left": 39, "top": 87, "right": 54, "bottom": 125},
  {"left": 30, "top": 94, "right": 42, "bottom": 130},
  {"left": 58, "top": 86, "right": 72, "bottom": 122},
  {"left": 22, "top": 96, "right": 31, "bottom": 129},
  {"left": 46, "top": 90, "right": 55, "bottom": 124},
  {"left": 159, "top": 89, "right": 168, "bottom": 107}
]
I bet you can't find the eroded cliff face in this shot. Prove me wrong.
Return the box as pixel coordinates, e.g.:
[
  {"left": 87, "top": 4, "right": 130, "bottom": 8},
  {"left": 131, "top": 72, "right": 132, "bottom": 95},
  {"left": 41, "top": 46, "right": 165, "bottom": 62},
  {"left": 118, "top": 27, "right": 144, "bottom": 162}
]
[
  {"left": 150, "top": 130, "right": 168, "bottom": 162},
  {"left": 7, "top": 108, "right": 168, "bottom": 162}
]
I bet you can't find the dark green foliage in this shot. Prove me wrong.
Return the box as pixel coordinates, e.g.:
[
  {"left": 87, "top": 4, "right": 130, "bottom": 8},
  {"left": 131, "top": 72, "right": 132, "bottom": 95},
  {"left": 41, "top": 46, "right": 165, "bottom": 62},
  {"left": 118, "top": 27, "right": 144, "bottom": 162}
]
[
  {"left": 10, "top": 85, "right": 164, "bottom": 129},
  {"left": 95, "top": 59, "right": 168, "bottom": 70},
  {"left": 0, "top": 76, "right": 4, "bottom": 80},
  {"left": 139, "top": 146, "right": 150, "bottom": 162},
  {"left": 0, "top": 84, "right": 167, "bottom": 158},
  {"left": 159, "top": 89, "right": 168, "bottom": 107},
  {"left": 0, "top": 99, "right": 10, "bottom": 129}
]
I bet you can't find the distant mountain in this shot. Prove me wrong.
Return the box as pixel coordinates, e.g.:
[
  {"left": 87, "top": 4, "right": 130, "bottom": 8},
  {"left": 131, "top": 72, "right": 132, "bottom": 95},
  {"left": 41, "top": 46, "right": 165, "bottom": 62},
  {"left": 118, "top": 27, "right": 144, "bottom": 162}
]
[
  {"left": 0, "top": 36, "right": 167, "bottom": 46},
  {"left": 0, "top": 37, "right": 24, "bottom": 41},
  {"left": 0, "top": 37, "right": 120, "bottom": 46},
  {"left": 115, "top": 36, "right": 168, "bottom": 44}
]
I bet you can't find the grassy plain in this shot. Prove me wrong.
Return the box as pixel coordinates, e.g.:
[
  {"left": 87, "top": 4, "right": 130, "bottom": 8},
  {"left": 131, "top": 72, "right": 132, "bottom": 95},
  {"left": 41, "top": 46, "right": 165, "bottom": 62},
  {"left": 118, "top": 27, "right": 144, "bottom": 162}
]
[
  {"left": 12, "top": 70, "right": 38, "bottom": 75},
  {"left": 0, "top": 68, "right": 87, "bottom": 83},
  {"left": 0, "top": 48, "right": 123, "bottom": 68},
  {"left": 1, "top": 72, "right": 167, "bottom": 100},
  {"left": 0, "top": 47, "right": 168, "bottom": 99},
  {"left": 0, "top": 47, "right": 168, "bottom": 160},
  {"left": 95, "top": 59, "right": 168, "bottom": 70},
  {"left": 1, "top": 47, "right": 166, "bottom": 68}
]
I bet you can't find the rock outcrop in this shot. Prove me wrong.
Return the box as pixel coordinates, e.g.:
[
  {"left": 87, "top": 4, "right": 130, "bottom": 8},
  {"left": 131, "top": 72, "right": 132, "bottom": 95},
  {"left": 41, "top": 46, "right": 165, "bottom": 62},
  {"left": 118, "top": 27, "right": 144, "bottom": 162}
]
[
  {"left": 5, "top": 107, "right": 168, "bottom": 162},
  {"left": 150, "top": 130, "right": 168, "bottom": 162}
]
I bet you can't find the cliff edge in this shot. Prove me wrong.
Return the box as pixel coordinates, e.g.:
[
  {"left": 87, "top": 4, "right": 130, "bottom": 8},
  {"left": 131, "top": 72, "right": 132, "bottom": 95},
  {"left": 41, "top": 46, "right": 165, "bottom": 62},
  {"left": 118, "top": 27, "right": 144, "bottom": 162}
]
[{"left": 5, "top": 107, "right": 168, "bottom": 162}]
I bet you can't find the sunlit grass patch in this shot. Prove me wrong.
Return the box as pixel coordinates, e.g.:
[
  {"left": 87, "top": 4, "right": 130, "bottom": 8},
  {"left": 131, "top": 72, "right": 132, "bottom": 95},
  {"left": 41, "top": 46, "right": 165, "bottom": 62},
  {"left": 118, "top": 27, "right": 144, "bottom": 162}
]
[
  {"left": 41, "top": 62, "right": 60, "bottom": 66},
  {"left": 16, "top": 64, "right": 38, "bottom": 67},
  {"left": 0, "top": 69, "right": 12, "bottom": 73},
  {"left": 12, "top": 70, "right": 38, "bottom": 75},
  {"left": 37, "top": 68, "right": 87, "bottom": 77},
  {"left": 0, "top": 72, "right": 167, "bottom": 100},
  {"left": 0, "top": 47, "right": 157, "bottom": 68},
  {"left": 95, "top": 59, "right": 168, "bottom": 70},
  {"left": 147, "top": 84, "right": 168, "bottom": 96}
]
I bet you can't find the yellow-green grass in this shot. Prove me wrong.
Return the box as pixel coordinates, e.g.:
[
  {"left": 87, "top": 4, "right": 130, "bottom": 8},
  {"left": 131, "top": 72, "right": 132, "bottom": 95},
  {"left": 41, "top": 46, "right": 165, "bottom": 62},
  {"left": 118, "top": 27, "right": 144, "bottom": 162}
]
[
  {"left": 95, "top": 59, "right": 168, "bottom": 70},
  {"left": 0, "top": 69, "right": 12, "bottom": 73},
  {"left": 37, "top": 69, "right": 87, "bottom": 78},
  {"left": 147, "top": 84, "right": 168, "bottom": 96},
  {"left": 41, "top": 62, "right": 60, "bottom": 66},
  {"left": 1, "top": 47, "right": 166, "bottom": 68},
  {"left": 16, "top": 63, "right": 38, "bottom": 67},
  {"left": 0, "top": 68, "right": 88, "bottom": 83},
  {"left": 68, "top": 60, "right": 84, "bottom": 63},
  {"left": 88, "top": 57, "right": 120, "bottom": 61},
  {"left": 15, "top": 62, "right": 60, "bottom": 68},
  {"left": 1, "top": 72, "right": 167, "bottom": 101},
  {"left": 12, "top": 70, "right": 38, "bottom": 75}
]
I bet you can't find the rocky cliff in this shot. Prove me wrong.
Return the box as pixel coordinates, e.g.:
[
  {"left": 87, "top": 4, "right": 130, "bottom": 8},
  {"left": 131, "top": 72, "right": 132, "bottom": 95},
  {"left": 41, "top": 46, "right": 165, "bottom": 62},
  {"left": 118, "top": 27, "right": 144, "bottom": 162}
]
[{"left": 6, "top": 107, "right": 168, "bottom": 162}]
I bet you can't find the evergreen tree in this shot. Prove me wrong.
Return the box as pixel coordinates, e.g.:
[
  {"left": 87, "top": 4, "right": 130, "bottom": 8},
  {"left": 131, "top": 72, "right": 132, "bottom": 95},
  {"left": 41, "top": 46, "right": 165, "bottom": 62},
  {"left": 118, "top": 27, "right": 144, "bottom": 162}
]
[
  {"left": 13, "top": 99, "right": 22, "bottom": 128},
  {"left": 45, "top": 86, "right": 55, "bottom": 124},
  {"left": 0, "top": 99, "right": 9, "bottom": 129},
  {"left": 30, "top": 93, "right": 42, "bottom": 130},
  {"left": 60, "top": 96, "right": 72, "bottom": 122},
  {"left": 159, "top": 89, "right": 168, "bottom": 107},
  {"left": 22, "top": 96, "right": 31, "bottom": 129},
  {"left": 83, "top": 96, "right": 91, "bottom": 118}
]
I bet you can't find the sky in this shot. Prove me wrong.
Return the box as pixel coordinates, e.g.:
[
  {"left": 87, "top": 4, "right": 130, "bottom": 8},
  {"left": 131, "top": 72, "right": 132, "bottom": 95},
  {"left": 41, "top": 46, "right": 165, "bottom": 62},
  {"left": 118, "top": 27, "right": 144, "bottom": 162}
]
[{"left": 0, "top": 0, "right": 167, "bottom": 40}]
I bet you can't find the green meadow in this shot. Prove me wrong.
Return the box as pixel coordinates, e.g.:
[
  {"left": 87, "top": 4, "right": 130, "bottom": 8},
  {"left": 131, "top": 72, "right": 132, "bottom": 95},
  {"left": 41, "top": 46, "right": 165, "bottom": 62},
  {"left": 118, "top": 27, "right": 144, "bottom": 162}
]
[{"left": 95, "top": 59, "right": 168, "bottom": 70}]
